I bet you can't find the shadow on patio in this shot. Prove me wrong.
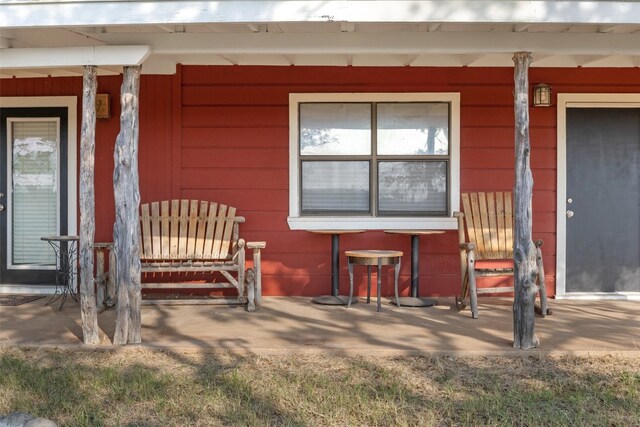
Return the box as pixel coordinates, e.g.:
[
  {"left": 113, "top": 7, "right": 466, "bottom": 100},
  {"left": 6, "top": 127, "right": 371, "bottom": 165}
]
[{"left": 0, "top": 297, "right": 638, "bottom": 354}]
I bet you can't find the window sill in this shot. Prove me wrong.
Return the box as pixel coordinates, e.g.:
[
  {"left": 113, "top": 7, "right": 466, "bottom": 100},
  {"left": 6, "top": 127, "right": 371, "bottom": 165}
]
[{"left": 287, "top": 216, "right": 457, "bottom": 231}]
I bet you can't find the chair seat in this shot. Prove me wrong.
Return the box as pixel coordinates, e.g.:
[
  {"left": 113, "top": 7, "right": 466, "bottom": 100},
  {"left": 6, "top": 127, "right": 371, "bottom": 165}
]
[{"left": 475, "top": 259, "right": 514, "bottom": 270}]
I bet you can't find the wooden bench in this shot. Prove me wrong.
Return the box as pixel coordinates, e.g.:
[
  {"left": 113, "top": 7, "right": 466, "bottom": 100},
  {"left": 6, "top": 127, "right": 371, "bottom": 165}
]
[
  {"left": 138, "top": 200, "right": 265, "bottom": 311},
  {"left": 454, "top": 192, "right": 550, "bottom": 319}
]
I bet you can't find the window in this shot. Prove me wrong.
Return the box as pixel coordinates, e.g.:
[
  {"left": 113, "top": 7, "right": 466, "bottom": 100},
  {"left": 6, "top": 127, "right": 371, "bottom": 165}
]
[
  {"left": 9, "top": 119, "right": 60, "bottom": 265},
  {"left": 289, "top": 93, "right": 460, "bottom": 230}
]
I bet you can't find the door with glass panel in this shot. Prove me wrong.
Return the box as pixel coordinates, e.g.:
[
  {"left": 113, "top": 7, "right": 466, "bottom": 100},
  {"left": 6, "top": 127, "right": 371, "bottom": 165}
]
[{"left": 0, "top": 108, "right": 68, "bottom": 285}]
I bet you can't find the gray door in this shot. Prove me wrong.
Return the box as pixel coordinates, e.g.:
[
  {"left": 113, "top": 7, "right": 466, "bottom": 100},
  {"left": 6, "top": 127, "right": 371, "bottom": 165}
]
[
  {"left": 0, "top": 107, "right": 68, "bottom": 285},
  {"left": 566, "top": 108, "right": 640, "bottom": 292}
]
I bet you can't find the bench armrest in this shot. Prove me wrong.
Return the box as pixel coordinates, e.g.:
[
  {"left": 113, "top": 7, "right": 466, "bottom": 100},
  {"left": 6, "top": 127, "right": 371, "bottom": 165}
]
[
  {"left": 459, "top": 242, "right": 476, "bottom": 252},
  {"left": 247, "top": 241, "right": 266, "bottom": 250}
]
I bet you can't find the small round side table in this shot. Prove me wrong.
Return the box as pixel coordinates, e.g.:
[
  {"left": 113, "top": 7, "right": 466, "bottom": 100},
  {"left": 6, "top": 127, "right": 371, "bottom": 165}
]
[{"left": 345, "top": 249, "right": 403, "bottom": 312}]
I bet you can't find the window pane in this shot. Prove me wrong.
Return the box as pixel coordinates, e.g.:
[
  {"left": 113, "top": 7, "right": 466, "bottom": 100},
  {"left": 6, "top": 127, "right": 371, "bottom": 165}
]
[
  {"left": 11, "top": 121, "right": 58, "bottom": 265},
  {"left": 302, "top": 161, "right": 370, "bottom": 212},
  {"left": 300, "top": 103, "right": 371, "bottom": 155},
  {"left": 378, "top": 161, "right": 447, "bottom": 214},
  {"left": 377, "top": 103, "right": 449, "bottom": 155}
]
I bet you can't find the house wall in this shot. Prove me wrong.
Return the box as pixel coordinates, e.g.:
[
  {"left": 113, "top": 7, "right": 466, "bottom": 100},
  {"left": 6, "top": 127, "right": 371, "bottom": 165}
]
[
  {"left": 0, "top": 74, "right": 174, "bottom": 246},
  {"left": 2, "top": 66, "right": 638, "bottom": 297}
]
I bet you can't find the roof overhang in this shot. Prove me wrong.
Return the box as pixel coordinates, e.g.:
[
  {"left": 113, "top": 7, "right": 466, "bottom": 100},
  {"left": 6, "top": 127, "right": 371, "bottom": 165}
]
[{"left": 1, "top": 1, "right": 639, "bottom": 76}]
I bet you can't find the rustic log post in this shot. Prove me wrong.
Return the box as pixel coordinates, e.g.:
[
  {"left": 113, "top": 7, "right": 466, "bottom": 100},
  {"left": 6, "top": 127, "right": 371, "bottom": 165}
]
[
  {"left": 512, "top": 52, "right": 540, "bottom": 349},
  {"left": 79, "top": 65, "right": 100, "bottom": 345},
  {"left": 113, "top": 66, "right": 142, "bottom": 345}
]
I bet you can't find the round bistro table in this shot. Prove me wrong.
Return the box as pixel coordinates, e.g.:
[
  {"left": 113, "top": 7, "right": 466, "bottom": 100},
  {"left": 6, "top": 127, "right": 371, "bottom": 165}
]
[{"left": 384, "top": 230, "right": 445, "bottom": 307}]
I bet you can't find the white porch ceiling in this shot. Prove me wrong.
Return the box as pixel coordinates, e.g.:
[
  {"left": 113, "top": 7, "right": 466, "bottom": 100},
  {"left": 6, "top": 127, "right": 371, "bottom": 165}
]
[{"left": 1, "top": 1, "right": 640, "bottom": 77}]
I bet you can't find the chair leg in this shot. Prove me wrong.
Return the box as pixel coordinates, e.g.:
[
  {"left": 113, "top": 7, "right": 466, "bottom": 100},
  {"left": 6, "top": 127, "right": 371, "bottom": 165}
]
[
  {"left": 246, "top": 268, "right": 256, "bottom": 312},
  {"left": 535, "top": 246, "right": 551, "bottom": 316},
  {"left": 376, "top": 259, "right": 382, "bottom": 312},
  {"left": 393, "top": 257, "right": 401, "bottom": 310},
  {"left": 347, "top": 261, "right": 354, "bottom": 308},
  {"left": 237, "top": 243, "right": 246, "bottom": 301},
  {"left": 367, "top": 265, "right": 371, "bottom": 304},
  {"left": 456, "top": 269, "right": 469, "bottom": 310},
  {"left": 467, "top": 250, "right": 479, "bottom": 319}
]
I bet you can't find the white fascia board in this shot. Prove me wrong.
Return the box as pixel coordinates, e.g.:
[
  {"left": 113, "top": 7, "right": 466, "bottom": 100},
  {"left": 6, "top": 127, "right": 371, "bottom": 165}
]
[
  {"left": 0, "top": 45, "right": 151, "bottom": 69},
  {"left": 1, "top": 1, "right": 640, "bottom": 28},
  {"left": 99, "top": 31, "right": 640, "bottom": 57}
]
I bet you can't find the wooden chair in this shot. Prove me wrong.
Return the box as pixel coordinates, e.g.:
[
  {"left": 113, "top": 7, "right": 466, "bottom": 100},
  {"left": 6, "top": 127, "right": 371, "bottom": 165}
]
[
  {"left": 138, "top": 200, "right": 265, "bottom": 311},
  {"left": 454, "top": 192, "right": 550, "bottom": 319}
]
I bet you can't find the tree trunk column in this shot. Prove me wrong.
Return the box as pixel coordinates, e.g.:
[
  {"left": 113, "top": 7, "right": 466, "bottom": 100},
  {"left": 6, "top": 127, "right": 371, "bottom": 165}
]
[
  {"left": 512, "top": 52, "right": 540, "bottom": 349},
  {"left": 113, "top": 66, "right": 142, "bottom": 345},
  {"left": 79, "top": 65, "right": 100, "bottom": 345}
]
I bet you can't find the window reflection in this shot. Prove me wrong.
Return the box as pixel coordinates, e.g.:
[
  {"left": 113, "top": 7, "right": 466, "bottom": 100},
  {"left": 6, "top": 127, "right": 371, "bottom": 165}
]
[
  {"left": 300, "top": 103, "right": 371, "bottom": 155},
  {"left": 378, "top": 161, "right": 447, "bottom": 214},
  {"left": 377, "top": 103, "right": 449, "bottom": 155}
]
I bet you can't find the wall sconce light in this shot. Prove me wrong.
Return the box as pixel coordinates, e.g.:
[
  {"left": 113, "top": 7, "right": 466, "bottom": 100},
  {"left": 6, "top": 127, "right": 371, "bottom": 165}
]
[
  {"left": 95, "top": 94, "right": 111, "bottom": 119},
  {"left": 533, "top": 84, "right": 552, "bottom": 107}
]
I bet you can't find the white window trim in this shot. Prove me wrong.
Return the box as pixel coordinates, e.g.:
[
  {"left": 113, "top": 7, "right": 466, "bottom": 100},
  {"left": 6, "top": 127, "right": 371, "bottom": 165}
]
[
  {"left": 556, "top": 93, "right": 640, "bottom": 299},
  {"left": 1, "top": 96, "right": 78, "bottom": 272},
  {"left": 288, "top": 92, "right": 460, "bottom": 231}
]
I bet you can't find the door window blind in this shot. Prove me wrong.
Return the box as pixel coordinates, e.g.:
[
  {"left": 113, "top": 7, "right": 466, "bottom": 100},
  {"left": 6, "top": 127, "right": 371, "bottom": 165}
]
[{"left": 10, "top": 120, "right": 58, "bottom": 265}]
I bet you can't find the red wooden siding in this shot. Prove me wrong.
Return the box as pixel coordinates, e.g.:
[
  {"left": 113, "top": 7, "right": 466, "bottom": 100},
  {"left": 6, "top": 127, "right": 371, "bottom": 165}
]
[
  {"left": 0, "top": 74, "right": 174, "bottom": 243},
  {"left": 2, "top": 66, "right": 639, "bottom": 298}
]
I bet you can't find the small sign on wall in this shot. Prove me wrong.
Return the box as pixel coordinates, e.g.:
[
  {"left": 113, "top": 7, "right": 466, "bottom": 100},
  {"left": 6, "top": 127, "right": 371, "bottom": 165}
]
[{"left": 95, "top": 94, "right": 111, "bottom": 119}]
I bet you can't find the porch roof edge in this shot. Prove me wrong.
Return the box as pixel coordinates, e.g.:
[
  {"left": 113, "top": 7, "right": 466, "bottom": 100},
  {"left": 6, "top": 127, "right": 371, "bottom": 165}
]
[{"left": 0, "top": 45, "right": 151, "bottom": 69}]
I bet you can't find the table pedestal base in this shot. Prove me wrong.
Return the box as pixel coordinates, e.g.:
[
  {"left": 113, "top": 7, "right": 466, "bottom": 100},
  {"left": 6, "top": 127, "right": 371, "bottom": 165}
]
[
  {"left": 391, "top": 297, "right": 438, "bottom": 307},
  {"left": 312, "top": 295, "right": 359, "bottom": 306}
]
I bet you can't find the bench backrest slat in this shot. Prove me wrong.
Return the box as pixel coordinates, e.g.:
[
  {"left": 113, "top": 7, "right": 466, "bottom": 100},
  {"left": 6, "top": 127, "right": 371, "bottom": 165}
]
[
  {"left": 211, "top": 204, "right": 227, "bottom": 259},
  {"left": 186, "top": 200, "right": 199, "bottom": 258},
  {"left": 141, "top": 204, "right": 153, "bottom": 259},
  {"left": 504, "top": 192, "right": 513, "bottom": 258},
  {"left": 178, "top": 199, "right": 189, "bottom": 258},
  {"left": 194, "top": 200, "right": 209, "bottom": 259},
  {"left": 161, "top": 201, "right": 170, "bottom": 258},
  {"left": 496, "top": 192, "right": 506, "bottom": 257},
  {"left": 460, "top": 192, "right": 514, "bottom": 260},
  {"left": 203, "top": 202, "right": 218, "bottom": 258},
  {"left": 169, "top": 200, "right": 180, "bottom": 258},
  {"left": 219, "top": 206, "right": 236, "bottom": 259},
  {"left": 151, "top": 202, "right": 161, "bottom": 259},
  {"left": 140, "top": 200, "right": 239, "bottom": 261}
]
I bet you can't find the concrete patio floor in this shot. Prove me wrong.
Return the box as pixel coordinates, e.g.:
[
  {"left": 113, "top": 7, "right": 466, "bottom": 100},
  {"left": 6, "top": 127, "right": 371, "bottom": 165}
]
[{"left": 1, "top": 296, "right": 638, "bottom": 355}]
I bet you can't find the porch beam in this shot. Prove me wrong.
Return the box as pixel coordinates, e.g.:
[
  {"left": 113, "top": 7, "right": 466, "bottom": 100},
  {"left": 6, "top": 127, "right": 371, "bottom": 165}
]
[
  {"left": 2, "top": 1, "right": 640, "bottom": 28},
  {"left": 95, "top": 32, "right": 640, "bottom": 57},
  {"left": 0, "top": 45, "right": 151, "bottom": 69}
]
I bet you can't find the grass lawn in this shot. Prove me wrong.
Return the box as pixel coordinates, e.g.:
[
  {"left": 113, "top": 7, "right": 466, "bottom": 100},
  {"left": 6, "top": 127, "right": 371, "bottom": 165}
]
[{"left": 0, "top": 347, "right": 638, "bottom": 426}]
